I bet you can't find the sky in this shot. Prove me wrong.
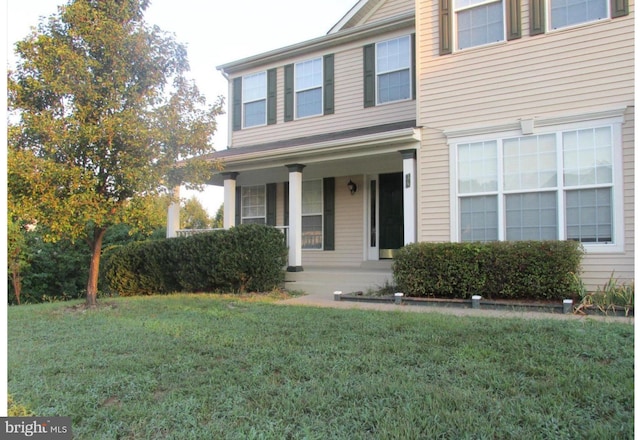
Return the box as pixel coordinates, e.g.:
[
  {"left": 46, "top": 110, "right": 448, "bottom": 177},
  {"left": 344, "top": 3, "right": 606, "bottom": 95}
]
[{"left": 5, "top": 0, "right": 355, "bottom": 215}]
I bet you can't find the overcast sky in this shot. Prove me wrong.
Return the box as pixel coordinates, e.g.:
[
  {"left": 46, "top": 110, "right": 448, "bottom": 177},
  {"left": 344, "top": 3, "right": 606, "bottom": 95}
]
[{"left": 6, "top": 0, "right": 354, "bottom": 214}]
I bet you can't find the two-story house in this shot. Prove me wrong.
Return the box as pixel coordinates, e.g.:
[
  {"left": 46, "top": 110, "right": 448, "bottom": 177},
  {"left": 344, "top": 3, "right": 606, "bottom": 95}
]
[{"left": 170, "top": 0, "right": 633, "bottom": 294}]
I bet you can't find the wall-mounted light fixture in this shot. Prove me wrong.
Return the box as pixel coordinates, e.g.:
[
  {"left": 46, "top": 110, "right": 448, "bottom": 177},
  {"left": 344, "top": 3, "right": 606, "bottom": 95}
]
[{"left": 347, "top": 179, "right": 357, "bottom": 195}]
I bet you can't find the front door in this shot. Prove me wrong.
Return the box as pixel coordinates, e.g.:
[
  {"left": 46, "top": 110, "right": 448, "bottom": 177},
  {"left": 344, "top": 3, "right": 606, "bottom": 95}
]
[{"left": 378, "top": 172, "right": 403, "bottom": 259}]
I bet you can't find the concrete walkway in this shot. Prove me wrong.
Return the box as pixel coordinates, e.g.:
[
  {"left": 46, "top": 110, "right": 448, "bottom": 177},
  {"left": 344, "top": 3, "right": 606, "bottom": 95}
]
[{"left": 279, "top": 290, "right": 635, "bottom": 324}]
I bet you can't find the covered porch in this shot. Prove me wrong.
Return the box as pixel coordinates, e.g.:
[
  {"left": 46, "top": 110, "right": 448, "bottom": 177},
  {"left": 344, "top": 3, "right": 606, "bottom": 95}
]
[{"left": 167, "top": 121, "right": 420, "bottom": 285}]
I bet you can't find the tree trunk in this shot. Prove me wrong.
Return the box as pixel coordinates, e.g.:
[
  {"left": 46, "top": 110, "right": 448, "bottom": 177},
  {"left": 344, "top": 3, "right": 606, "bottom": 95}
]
[
  {"left": 11, "top": 269, "right": 21, "bottom": 305},
  {"left": 86, "top": 227, "right": 107, "bottom": 307}
]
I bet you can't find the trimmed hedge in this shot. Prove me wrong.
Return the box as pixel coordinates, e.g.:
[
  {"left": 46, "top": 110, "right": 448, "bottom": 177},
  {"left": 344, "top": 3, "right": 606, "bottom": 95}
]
[
  {"left": 104, "top": 224, "right": 287, "bottom": 296},
  {"left": 393, "top": 241, "right": 583, "bottom": 300}
]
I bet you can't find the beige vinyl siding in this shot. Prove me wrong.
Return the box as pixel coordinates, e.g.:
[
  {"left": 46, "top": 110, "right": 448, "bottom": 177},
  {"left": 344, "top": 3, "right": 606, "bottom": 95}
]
[
  {"left": 230, "top": 27, "right": 416, "bottom": 149},
  {"left": 366, "top": 0, "right": 415, "bottom": 24},
  {"left": 416, "top": 1, "right": 634, "bottom": 289}
]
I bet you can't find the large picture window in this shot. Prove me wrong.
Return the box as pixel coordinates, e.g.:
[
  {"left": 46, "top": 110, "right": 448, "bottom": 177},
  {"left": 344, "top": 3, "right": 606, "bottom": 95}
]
[{"left": 455, "top": 124, "right": 619, "bottom": 248}]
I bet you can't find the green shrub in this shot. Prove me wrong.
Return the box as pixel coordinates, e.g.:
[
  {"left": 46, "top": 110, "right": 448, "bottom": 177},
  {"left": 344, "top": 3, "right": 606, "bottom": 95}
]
[
  {"left": 393, "top": 241, "right": 583, "bottom": 300},
  {"left": 104, "top": 224, "right": 287, "bottom": 296}
]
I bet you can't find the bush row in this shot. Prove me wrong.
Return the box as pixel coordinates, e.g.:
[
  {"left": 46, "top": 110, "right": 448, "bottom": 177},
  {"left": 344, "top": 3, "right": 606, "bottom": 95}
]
[
  {"left": 393, "top": 241, "right": 584, "bottom": 300},
  {"left": 103, "top": 224, "right": 287, "bottom": 295}
]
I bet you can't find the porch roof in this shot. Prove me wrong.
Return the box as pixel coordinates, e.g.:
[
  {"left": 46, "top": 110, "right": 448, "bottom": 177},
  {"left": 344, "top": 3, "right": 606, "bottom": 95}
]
[{"left": 206, "top": 120, "right": 420, "bottom": 185}]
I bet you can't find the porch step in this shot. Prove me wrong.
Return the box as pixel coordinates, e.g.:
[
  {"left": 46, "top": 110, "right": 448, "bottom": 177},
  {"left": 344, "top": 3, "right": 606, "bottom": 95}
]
[{"left": 284, "top": 264, "right": 394, "bottom": 296}]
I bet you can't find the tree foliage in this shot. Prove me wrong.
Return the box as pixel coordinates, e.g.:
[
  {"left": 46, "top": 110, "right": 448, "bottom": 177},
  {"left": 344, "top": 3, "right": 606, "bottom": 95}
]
[
  {"left": 181, "top": 196, "right": 212, "bottom": 230},
  {"left": 8, "top": 0, "right": 223, "bottom": 306}
]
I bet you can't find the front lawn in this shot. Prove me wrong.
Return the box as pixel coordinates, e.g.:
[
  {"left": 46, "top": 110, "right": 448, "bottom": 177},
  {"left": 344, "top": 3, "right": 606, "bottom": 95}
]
[{"left": 8, "top": 294, "right": 634, "bottom": 439}]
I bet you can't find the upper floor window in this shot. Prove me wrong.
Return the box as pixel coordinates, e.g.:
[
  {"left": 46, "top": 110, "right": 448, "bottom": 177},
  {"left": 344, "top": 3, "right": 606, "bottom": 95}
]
[
  {"left": 453, "top": 122, "right": 622, "bottom": 250},
  {"left": 231, "top": 69, "right": 276, "bottom": 131},
  {"left": 295, "top": 58, "right": 323, "bottom": 118},
  {"left": 242, "top": 72, "right": 266, "bottom": 128},
  {"left": 284, "top": 55, "right": 334, "bottom": 122},
  {"left": 363, "top": 35, "right": 415, "bottom": 107},
  {"left": 376, "top": 35, "right": 412, "bottom": 104},
  {"left": 550, "top": 0, "right": 608, "bottom": 29},
  {"left": 455, "top": 0, "right": 505, "bottom": 50}
]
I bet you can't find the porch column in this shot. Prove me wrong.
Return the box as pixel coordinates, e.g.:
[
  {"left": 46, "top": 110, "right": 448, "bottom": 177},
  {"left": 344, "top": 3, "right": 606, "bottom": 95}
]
[
  {"left": 400, "top": 149, "right": 417, "bottom": 245},
  {"left": 166, "top": 186, "right": 181, "bottom": 238},
  {"left": 222, "top": 172, "right": 238, "bottom": 229},
  {"left": 286, "top": 164, "right": 305, "bottom": 272}
]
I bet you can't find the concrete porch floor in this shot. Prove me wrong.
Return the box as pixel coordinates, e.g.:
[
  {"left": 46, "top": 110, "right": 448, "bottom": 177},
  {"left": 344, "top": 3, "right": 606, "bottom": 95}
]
[{"left": 284, "top": 260, "right": 394, "bottom": 297}]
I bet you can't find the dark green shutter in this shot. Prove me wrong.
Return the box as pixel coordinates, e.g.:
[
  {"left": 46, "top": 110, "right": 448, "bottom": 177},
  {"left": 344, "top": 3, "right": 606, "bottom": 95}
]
[
  {"left": 439, "top": 0, "right": 452, "bottom": 55},
  {"left": 363, "top": 44, "right": 376, "bottom": 108},
  {"left": 323, "top": 54, "right": 335, "bottom": 115},
  {"left": 506, "top": 0, "right": 522, "bottom": 40},
  {"left": 232, "top": 77, "right": 242, "bottom": 131},
  {"left": 267, "top": 68, "right": 277, "bottom": 125},
  {"left": 611, "top": 0, "right": 629, "bottom": 17},
  {"left": 411, "top": 33, "right": 417, "bottom": 100},
  {"left": 235, "top": 186, "right": 242, "bottom": 225},
  {"left": 529, "top": 0, "right": 546, "bottom": 35},
  {"left": 284, "top": 64, "right": 294, "bottom": 122},
  {"left": 284, "top": 183, "right": 289, "bottom": 226},
  {"left": 266, "top": 183, "right": 277, "bottom": 226},
  {"left": 323, "top": 178, "right": 335, "bottom": 251}
]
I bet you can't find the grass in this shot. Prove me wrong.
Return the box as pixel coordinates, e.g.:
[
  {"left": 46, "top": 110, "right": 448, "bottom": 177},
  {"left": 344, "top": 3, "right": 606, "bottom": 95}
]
[{"left": 8, "top": 294, "right": 634, "bottom": 439}]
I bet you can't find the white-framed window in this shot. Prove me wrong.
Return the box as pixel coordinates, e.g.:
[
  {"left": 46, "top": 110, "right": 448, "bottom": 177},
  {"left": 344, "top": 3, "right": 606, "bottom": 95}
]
[
  {"left": 295, "top": 58, "right": 323, "bottom": 118},
  {"left": 242, "top": 72, "right": 266, "bottom": 128},
  {"left": 550, "top": 0, "right": 608, "bottom": 29},
  {"left": 454, "top": 0, "right": 505, "bottom": 50},
  {"left": 302, "top": 180, "right": 323, "bottom": 249},
  {"left": 241, "top": 185, "right": 266, "bottom": 224},
  {"left": 376, "top": 35, "right": 412, "bottom": 104},
  {"left": 452, "top": 121, "right": 622, "bottom": 251}
]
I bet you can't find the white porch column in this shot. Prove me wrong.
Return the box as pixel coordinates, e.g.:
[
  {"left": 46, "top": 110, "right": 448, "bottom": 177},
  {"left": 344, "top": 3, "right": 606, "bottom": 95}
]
[
  {"left": 222, "top": 172, "right": 238, "bottom": 229},
  {"left": 400, "top": 149, "right": 417, "bottom": 245},
  {"left": 286, "top": 164, "right": 305, "bottom": 272},
  {"left": 166, "top": 186, "right": 181, "bottom": 238}
]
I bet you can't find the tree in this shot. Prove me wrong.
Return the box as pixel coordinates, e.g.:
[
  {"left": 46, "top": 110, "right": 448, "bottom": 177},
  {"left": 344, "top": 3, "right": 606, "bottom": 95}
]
[
  {"left": 181, "top": 196, "right": 212, "bottom": 230},
  {"left": 8, "top": 0, "right": 223, "bottom": 307},
  {"left": 7, "top": 218, "right": 30, "bottom": 305},
  {"left": 212, "top": 204, "right": 224, "bottom": 229}
]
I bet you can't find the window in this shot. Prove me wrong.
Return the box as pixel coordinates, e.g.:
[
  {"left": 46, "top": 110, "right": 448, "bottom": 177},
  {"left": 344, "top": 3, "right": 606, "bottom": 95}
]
[
  {"left": 376, "top": 35, "right": 412, "bottom": 104},
  {"left": 454, "top": 124, "right": 619, "bottom": 248},
  {"left": 241, "top": 185, "right": 266, "bottom": 224},
  {"left": 302, "top": 180, "right": 323, "bottom": 249},
  {"left": 455, "top": 0, "right": 505, "bottom": 50},
  {"left": 550, "top": 0, "right": 608, "bottom": 29},
  {"left": 363, "top": 35, "right": 414, "bottom": 107},
  {"left": 242, "top": 72, "right": 266, "bottom": 128},
  {"left": 295, "top": 58, "right": 323, "bottom": 118}
]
